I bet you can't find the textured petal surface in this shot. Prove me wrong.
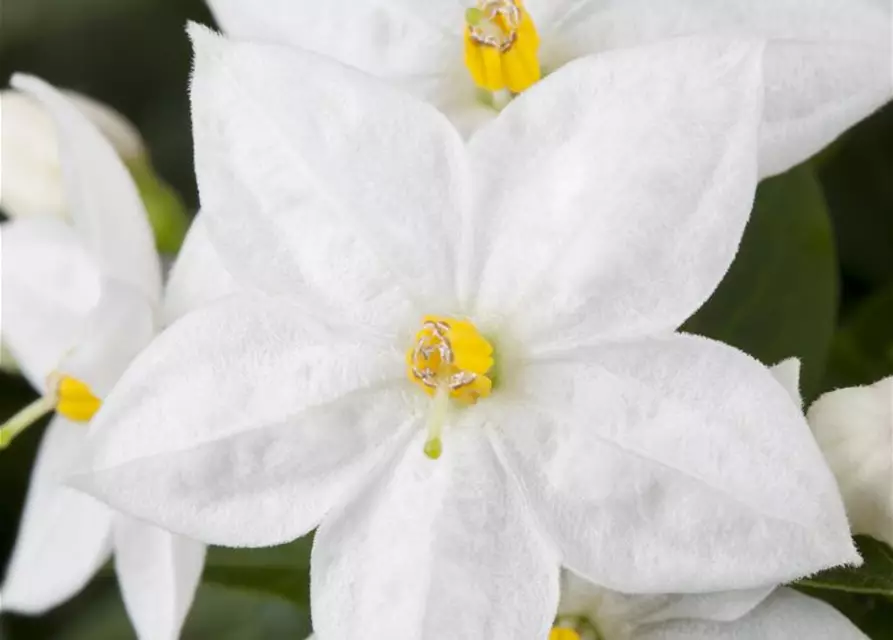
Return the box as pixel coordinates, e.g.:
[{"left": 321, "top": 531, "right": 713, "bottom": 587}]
[
  {"left": 1, "top": 416, "right": 113, "bottom": 614},
  {"left": 492, "top": 333, "right": 857, "bottom": 593},
  {"left": 75, "top": 293, "right": 412, "bottom": 546},
  {"left": 465, "top": 38, "right": 763, "bottom": 347},
  {"left": 189, "top": 26, "right": 469, "bottom": 334},
  {"left": 161, "top": 213, "right": 240, "bottom": 326},
  {"left": 634, "top": 588, "right": 868, "bottom": 639},
  {"left": 312, "top": 428, "right": 559, "bottom": 640},
  {"left": 11, "top": 75, "right": 161, "bottom": 305},
  {"left": 808, "top": 377, "right": 893, "bottom": 548},
  {"left": 0, "top": 217, "right": 100, "bottom": 388},
  {"left": 540, "top": 0, "right": 893, "bottom": 177},
  {"left": 114, "top": 517, "right": 206, "bottom": 640}
]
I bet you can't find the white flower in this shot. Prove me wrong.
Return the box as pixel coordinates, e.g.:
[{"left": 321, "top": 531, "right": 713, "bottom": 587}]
[
  {"left": 207, "top": 0, "right": 893, "bottom": 178},
  {"left": 552, "top": 570, "right": 868, "bottom": 640},
  {"left": 74, "top": 28, "right": 857, "bottom": 639},
  {"left": 808, "top": 376, "right": 893, "bottom": 548},
  {"left": 0, "top": 75, "right": 208, "bottom": 640},
  {"left": 0, "top": 88, "right": 144, "bottom": 220}
]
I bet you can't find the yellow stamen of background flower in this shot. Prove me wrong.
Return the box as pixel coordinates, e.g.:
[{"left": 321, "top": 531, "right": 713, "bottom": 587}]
[
  {"left": 464, "top": 0, "right": 541, "bottom": 95},
  {"left": 0, "top": 373, "right": 101, "bottom": 450},
  {"left": 407, "top": 316, "right": 494, "bottom": 459},
  {"left": 550, "top": 629, "right": 582, "bottom": 640}
]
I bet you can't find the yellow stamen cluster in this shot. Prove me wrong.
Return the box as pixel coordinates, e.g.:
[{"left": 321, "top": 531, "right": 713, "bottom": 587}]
[
  {"left": 54, "top": 375, "right": 102, "bottom": 422},
  {"left": 550, "top": 629, "right": 582, "bottom": 640},
  {"left": 407, "top": 316, "right": 494, "bottom": 460},
  {"left": 407, "top": 316, "right": 494, "bottom": 405},
  {"left": 464, "top": 0, "right": 541, "bottom": 94}
]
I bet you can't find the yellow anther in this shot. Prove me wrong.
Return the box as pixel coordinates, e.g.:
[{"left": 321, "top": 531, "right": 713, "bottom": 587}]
[
  {"left": 54, "top": 375, "right": 102, "bottom": 422},
  {"left": 464, "top": 0, "right": 541, "bottom": 94},
  {"left": 550, "top": 629, "right": 581, "bottom": 640}
]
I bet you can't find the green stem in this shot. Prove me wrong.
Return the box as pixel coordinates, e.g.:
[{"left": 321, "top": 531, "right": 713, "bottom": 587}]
[{"left": 0, "top": 396, "right": 55, "bottom": 450}]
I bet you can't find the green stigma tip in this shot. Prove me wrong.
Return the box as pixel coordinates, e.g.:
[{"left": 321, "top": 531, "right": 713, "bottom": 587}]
[
  {"left": 424, "top": 438, "right": 443, "bottom": 460},
  {"left": 466, "top": 8, "right": 484, "bottom": 25}
]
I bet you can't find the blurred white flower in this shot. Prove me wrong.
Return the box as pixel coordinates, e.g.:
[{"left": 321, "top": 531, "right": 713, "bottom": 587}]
[
  {"left": 808, "top": 376, "right": 893, "bottom": 548},
  {"left": 207, "top": 0, "right": 892, "bottom": 178},
  {"left": 0, "top": 75, "right": 209, "bottom": 640},
  {"left": 0, "top": 88, "right": 144, "bottom": 220},
  {"left": 73, "top": 28, "right": 857, "bottom": 640}
]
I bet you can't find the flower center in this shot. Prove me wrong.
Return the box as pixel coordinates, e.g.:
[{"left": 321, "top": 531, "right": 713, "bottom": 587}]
[
  {"left": 463, "top": 0, "right": 541, "bottom": 95},
  {"left": 407, "top": 316, "right": 494, "bottom": 459},
  {"left": 0, "top": 373, "right": 101, "bottom": 450},
  {"left": 551, "top": 629, "right": 582, "bottom": 640}
]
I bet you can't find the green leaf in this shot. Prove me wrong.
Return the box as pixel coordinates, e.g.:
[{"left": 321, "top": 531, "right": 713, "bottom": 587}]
[
  {"left": 818, "top": 102, "right": 893, "bottom": 287},
  {"left": 824, "top": 284, "right": 893, "bottom": 390},
  {"left": 796, "top": 536, "right": 893, "bottom": 596},
  {"left": 51, "top": 581, "right": 311, "bottom": 640},
  {"left": 682, "top": 163, "right": 837, "bottom": 401},
  {"left": 201, "top": 535, "right": 313, "bottom": 609}
]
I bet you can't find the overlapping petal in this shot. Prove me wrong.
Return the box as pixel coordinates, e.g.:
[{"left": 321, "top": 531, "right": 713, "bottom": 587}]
[
  {"left": 114, "top": 517, "right": 206, "bottom": 640},
  {"left": 0, "top": 217, "right": 100, "bottom": 388},
  {"left": 491, "top": 333, "right": 857, "bottom": 592},
  {"left": 11, "top": 75, "right": 162, "bottom": 306},
  {"left": 1, "top": 416, "right": 113, "bottom": 614},
  {"left": 312, "top": 428, "right": 559, "bottom": 640},
  {"left": 189, "top": 26, "right": 469, "bottom": 334},
  {"left": 74, "top": 293, "right": 413, "bottom": 545},
  {"left": 161, "top": 214, "right": 241, "bottom": 326},
  {"left": 465, "top": 38, "right": 764, "bottom": 346},
  {"left": 634, "top": 588, "right": 868, "bottom": 639},
  {"left": 538, "top": 0, "right": 892, "bottom": 177}
]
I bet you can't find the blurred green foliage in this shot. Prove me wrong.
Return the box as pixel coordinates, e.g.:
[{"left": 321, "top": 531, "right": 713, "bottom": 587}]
[{"left": 1, "top": 0, "right": 891, "bottom": 637}]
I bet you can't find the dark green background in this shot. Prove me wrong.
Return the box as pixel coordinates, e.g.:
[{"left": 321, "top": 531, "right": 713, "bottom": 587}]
[{"left": 1, "top": 0, "right": 892, "bottom": 637}]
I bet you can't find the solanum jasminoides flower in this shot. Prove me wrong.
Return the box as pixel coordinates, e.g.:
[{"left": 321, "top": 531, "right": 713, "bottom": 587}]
[
  {"left": 207, "top": 0, "right": 893, "bottom": 178},
  {"left": 808, "top": 376, "right": 893, "bottom": 548},
  {"left": 74, "top": 28, "right": 858, "bottom": 639},
  {"left": 0, "top": 75, "right": 205, "bottom": 640}
]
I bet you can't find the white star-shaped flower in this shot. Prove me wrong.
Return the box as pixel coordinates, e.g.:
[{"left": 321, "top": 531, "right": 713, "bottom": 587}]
[
  {"left": 808, "top": 375, "right": 893, "bottom": 549},
  {"left": 75, "top": 28, "right": 858, "bottom": 639},
  {"left": 0, "top": 75, "right": 211, "bottom": 640},
  {"left": 207, "top": 0, "right": 893, "bottom": 178}
]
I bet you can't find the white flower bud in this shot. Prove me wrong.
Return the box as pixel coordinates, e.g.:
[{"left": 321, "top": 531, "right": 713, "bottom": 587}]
[
  {"left": 808, "top": 377, "right": 893, "bottom": 547},
  {"left": 0, "top": 89, "right": 145, "bottom": 219}
]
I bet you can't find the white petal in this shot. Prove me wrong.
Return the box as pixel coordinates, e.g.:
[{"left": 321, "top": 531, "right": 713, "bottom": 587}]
[
  {"left": 114, "top": 517, "right": 206, "bottom": 640},
  {"left": 0, "top": 89, "right": 144, "bottom": 220},
  {"left": 634, "top": 588, "right": 868, "bottom": 639},
  {"left": 161, "top": 213, "right": 241, "bottom": 327},
  {"left": 1, "top": 416, "right": 113, "bottom": 614},
  {"left": 206, "top": 0, "right": 459, "bottom": 83},
  {"left": 543, "top": 0, "right": 893, "bottom": 177},
  {"left": 188, "top": 26, "right": 469, "bottom": 333},
  {"left": 558, "top": 570, "right": 773, "bottom": 631},
  {"left": 11, "top": 74, "right": 162, "bottom": 305},
  {"left": 312, "top": 428, "right": 559, "bottom": 640},
  {"left": 770, "top": 357, "right": 803, "bottom": 407},
  {"left": 0, "top": 217, "right": 100, "bottom": 388},
  {"left": 74, "top": 293, "right": 411, "bottom": 546},
  {"left": 808, "top": 376, "right": 893, "bottom": 548},
  {"left": 59, "top": 280, "right": 157, "bottom": 397},
  {"left": 492, "top": 333, "right": 857, "bottom": 593},
  {"left": 466, "top": 38, "right": 764, "bottom": 346}
]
